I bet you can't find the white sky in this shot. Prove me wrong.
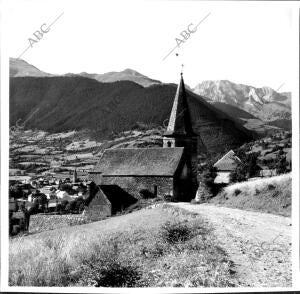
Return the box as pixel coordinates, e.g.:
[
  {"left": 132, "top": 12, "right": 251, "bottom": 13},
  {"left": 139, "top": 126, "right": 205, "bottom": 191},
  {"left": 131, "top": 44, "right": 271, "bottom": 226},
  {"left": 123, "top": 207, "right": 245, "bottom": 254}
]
[{"left": 4, "top": 0, "right": 298, "bottom": 91}]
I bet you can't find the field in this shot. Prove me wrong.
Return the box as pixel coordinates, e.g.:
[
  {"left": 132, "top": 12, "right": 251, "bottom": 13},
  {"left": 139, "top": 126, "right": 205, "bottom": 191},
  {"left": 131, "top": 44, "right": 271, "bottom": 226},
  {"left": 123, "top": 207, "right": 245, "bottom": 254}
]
[
  {"left": 210, "top": 174, "right": 291, "bottom": 216},
  {"left": 9, "top": 205, "right": 237, "bottom": 287}
]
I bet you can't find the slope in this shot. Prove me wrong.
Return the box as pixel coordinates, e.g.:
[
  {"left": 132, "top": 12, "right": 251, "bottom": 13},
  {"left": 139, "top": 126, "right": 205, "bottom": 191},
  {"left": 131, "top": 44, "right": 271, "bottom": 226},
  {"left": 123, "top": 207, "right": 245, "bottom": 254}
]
[
  {"left": 9, "top": 76, "right": 254, "bottom": 153},
  {"left": 9, "top": 58, "right": 52, "bottom": 77}
]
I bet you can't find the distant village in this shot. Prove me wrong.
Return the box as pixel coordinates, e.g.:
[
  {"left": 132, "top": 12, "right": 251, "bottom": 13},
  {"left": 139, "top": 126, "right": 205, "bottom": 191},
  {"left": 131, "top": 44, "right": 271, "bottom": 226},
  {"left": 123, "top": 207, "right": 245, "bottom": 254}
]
[{"left": 9, "top": 74, "right": 292, "bottom": 236}]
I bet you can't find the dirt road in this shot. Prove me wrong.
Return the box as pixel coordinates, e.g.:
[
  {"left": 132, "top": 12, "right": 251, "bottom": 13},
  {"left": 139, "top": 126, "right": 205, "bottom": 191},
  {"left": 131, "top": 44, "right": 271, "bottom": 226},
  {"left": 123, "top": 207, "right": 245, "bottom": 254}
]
[{"left": 169, "top": 203, "right": 292, "bottom": 287}]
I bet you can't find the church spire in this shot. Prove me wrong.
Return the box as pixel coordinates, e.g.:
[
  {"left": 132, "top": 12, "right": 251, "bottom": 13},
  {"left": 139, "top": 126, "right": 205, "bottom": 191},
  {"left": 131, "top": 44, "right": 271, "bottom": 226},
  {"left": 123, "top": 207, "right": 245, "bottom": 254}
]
[{"left": 164, "top": 72, "right": 195, "bottom": 137}]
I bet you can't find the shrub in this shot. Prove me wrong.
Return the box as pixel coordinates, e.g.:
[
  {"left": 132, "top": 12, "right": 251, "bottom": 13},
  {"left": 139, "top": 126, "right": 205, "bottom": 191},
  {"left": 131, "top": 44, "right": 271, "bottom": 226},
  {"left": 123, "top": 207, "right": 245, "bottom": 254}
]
[
  {"left": 190, "top": 199, "right": 200, "bottom": 205},
  {"left": 230, "top": 151, "right": 260, "bottom": 182},
  {"left": 201, "top": 164, "right": 219, "bottom": 196},
  {"left": 160, "top": 221, "right": 193, "bottom": 244},
  {"left": 69, "top": 200, "right": 77, "bottom": 212},
  {"left": 77, "top": 259, "right": 141, "bottom": 287},
  {"left": 230, "top": 164, "right": 247, "bottom": 182},
  {"left": 75, "top": 238, "right": 141, "bottom": 287},
  {"left": 139, "top": 189, "right": 154, "bottom": 199},
  {"left": 268, "top": 184, "right": 276, "bottom": 190},
  {"left": 234, "top": 189, "right": 241, "bottom": 196},
  {"left": 275, "top": 155, "right": 289, "bottom": 175},
  {"left": 162, "top": 194, "right": 175, "bottom": 202}
]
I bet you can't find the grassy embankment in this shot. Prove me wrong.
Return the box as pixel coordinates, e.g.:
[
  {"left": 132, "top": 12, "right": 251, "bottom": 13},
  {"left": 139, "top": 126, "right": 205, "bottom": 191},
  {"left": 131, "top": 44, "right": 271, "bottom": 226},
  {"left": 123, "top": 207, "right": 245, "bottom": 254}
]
[
  {"left": 210, "top": 173, "right": 291, "bottom": 217},
  {"left": 9, "top": 205, "right": 237, "bottom": 287}
]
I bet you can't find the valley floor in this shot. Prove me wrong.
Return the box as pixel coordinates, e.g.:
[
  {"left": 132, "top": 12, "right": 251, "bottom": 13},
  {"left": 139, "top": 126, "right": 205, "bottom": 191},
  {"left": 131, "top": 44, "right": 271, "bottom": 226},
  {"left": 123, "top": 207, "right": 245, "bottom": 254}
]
[{"left": 169, "top": 203, "right": 292, "bottom": 287}]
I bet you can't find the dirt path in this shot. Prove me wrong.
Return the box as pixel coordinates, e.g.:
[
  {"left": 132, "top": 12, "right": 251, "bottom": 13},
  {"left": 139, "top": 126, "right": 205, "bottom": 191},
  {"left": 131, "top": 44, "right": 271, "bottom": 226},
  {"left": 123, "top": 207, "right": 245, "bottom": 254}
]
[{"left": 169, "top": 203, "right": 292, "bottom": 287}]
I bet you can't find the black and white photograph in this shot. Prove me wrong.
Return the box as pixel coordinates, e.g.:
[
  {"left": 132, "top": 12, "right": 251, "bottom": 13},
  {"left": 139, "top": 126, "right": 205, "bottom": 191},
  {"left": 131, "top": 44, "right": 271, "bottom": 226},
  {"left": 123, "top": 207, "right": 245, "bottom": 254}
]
[{"left": 0, "top": 0, "right": 299, "bottom": 292}]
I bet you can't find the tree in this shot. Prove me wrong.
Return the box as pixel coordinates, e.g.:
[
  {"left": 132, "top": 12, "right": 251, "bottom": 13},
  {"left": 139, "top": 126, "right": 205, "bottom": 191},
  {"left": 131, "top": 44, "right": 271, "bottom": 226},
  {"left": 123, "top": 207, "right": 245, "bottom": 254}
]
[
  {"left": 69, "top": 200, "right": 77, "bottom": 212},
  {"left": 230, "top": 152, "right": 260, "bottom": 182},
  {"left": 201, "top": 164, "right": 218, "bottom": 195},
  {"left": 10, "top": 185, "right": 23, "bottom": 199},
  {"left": 245, "top": 152, "right": 260, "bottom": 178},
  {"left": 230, "top": 162, "right": 247, "bottom": 183},
  {"left": 275, "top": 154, "right": 289, "bottom": 174}
]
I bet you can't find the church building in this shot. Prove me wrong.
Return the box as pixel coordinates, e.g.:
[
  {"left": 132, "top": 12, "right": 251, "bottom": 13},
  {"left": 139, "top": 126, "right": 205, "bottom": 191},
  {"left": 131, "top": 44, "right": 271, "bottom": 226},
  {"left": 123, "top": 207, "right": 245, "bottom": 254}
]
[{"left": 88, "top": 73, "right": 199, "bottom": 217}]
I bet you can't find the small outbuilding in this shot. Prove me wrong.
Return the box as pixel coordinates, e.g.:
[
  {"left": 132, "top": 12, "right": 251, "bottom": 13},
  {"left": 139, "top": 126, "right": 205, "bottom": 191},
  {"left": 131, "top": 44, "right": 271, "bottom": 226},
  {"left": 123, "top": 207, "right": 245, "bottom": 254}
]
[{"left": 213, "top": 150, "right": 241, "bottom": 184}]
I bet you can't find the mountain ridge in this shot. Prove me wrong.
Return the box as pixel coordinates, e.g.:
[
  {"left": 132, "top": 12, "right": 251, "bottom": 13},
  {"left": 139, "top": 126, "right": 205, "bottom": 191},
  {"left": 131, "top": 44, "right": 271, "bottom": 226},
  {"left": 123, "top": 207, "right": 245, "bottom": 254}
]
[
  {"left": 193, "top": 80, "right": 291, "bottom": 122},
  {"left": 9, "top": 58, "right": 291, "bottom": 148},
  {"left": 10, "top": 58, "right": 161, "bottom": 87},
  {"left": 9, "top": 76, "right": 254, "bottom": 154}
]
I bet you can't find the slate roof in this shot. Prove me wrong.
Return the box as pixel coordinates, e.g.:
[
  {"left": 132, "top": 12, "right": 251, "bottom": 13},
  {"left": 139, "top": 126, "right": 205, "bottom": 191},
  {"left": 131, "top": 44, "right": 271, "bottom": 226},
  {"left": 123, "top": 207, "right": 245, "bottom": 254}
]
[
  {"left": 213, "top": 150, "right": 241, "bottom": 171},
  {"left": 90, "top": 147, "right": 184, "bottom": 176},
  {"left": 164, "top": 74, "right": 196, "bottom": 137}
]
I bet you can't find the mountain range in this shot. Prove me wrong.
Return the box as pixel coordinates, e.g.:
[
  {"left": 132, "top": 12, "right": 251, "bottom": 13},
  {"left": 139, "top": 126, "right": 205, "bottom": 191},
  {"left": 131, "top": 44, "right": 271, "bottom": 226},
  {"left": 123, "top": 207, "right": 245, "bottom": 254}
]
[
  {"left": 10, "top": 58, "right": 160, "bottom": 87},
  {"left": 9, "top": 58, "right": 291, "bottom": 153},
  {"left": 10, "top": 58, "right": 53, "bottom": 77},
  {"left": 193, "top": 80, "right": 291, "bottom": 122}
]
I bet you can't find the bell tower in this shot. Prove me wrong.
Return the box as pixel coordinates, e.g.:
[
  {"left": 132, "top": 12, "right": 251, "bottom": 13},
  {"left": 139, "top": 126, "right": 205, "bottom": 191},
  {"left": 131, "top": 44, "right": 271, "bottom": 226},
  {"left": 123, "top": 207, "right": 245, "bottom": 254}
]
[{"left": 163, "top": 72, "right": 198, "bottom": 199}]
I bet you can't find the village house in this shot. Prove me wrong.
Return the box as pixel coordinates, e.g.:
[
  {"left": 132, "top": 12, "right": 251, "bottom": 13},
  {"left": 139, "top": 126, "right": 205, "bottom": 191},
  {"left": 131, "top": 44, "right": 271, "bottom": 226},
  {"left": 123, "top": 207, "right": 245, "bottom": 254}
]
[
  {"left": 213, "top": 150, "right": 241, "bottom": 184},
  {"left": 258, "top": 164, "right": 277, "bottom": 177},
  {"left": 88, "top": 72, "right": 200, "bottom": 217}
]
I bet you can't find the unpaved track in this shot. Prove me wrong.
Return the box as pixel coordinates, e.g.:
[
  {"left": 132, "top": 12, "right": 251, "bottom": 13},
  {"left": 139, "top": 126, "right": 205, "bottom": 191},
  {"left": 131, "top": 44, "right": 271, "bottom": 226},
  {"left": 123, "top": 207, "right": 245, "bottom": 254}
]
[{"left": 169, "top": 203, "right": 292, "bottom": 287}]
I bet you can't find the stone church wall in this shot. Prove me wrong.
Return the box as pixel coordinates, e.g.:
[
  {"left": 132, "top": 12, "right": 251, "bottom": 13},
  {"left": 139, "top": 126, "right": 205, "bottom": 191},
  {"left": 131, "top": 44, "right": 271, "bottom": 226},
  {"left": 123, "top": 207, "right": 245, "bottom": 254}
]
[
  {"left": 84, "top": 190, "right": 112, "bottom": 221},
  {"left": 29, "top": 214, "right": 89, "bottom": 234},
  {"left": 99, "top": 176, "right": 174, "bottom": 200}
]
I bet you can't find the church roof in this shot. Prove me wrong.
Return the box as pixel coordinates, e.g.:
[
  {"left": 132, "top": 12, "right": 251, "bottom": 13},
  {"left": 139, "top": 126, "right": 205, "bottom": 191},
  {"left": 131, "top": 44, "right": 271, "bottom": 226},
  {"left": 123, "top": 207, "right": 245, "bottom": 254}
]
[
  {"left": 90, "top": 147, "right": 184, "bottom": 176},
  {"left": 164, "top": 74, "right": 196, "bottom": 137}
]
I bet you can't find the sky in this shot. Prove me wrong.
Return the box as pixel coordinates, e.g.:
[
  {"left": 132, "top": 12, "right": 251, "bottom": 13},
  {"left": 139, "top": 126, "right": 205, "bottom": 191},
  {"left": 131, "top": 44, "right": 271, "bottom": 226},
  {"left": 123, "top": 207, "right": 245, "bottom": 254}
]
[{"left": 4, "top": 0, "right": 298, "bottom": 91}]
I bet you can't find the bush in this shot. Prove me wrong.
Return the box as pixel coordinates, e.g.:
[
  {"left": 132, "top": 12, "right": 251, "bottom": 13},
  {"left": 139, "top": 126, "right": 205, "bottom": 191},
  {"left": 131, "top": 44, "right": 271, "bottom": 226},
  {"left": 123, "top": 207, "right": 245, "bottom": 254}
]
[
  {"left": 77, "top": 259, "right": 141, "bottom": 287},
  {"left": 139, "top": 189, "right": 154, "bottom": 199},
  {"left": 190, "top": 199, "right": 200, "bottom": 205},
  {"left": 234, "top": 189, "right": 241, "bottom": 196},
  {"left": 201, "top": 165, "right": 218, "bottom": 196},
  {"left": 230, "top": 163, "right": 247, "bottom": 182},
  {"left": 160, "top": 221, "right": 193, "bottom": 244},
  {"left": 268, "top": 184, "right": 276, "bottom": 190},
  {"left": 230, "top": 151, "right": 260, "bottom": 182},
  {"left": 162, "top": 194, "right": 175, "bottom": 202},
  {"left": 275, "top": 155, "right": 290, "bottom": 175},
  {"left": 75, "top": 238, "right": 142, "bottom": 287}
]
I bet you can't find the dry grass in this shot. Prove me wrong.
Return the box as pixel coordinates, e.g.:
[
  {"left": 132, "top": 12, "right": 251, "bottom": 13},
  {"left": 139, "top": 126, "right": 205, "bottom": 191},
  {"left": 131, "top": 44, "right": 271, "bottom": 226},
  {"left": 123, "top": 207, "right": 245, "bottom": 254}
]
[
  {"left": 9, "top": 205, "right": 237, "bottom": 287},
  {"left": 210, "top": 173, "right": 291, "bottom": 216}
]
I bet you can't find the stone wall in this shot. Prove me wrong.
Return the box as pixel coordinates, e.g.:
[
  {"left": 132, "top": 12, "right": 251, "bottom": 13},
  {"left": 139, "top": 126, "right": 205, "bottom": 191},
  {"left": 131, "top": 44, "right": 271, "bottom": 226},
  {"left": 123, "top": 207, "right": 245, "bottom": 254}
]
[
  {"left": 100, "top": 176, "right": 174, "bottom": 200},
  {"left": 29, "top": 214, "right": 89, "bottom": 234},
  {"left": 84, "top": 190, "right": 112, "bottom": 221}
]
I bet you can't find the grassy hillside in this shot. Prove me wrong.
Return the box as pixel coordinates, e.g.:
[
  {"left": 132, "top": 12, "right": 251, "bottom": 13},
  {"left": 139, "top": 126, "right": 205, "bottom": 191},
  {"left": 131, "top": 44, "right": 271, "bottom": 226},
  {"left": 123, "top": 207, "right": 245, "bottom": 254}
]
[
  {"left": 9, "top": 205, "right": 237, "bottom": 287},
  {"left": 212, "top": 102, "right": 291, "bottom": 133},
  {"left": 10, "top": 76, "right": 254, "bottom": 153},
  {"left": 266, "top": 119, "right": 292, "bottom": 131},
  {"left": 212, "top": 102, "right": 256, "bottom": 120},
  {"left": 209, "top": 174, "right": 291, "bottom": 217}
]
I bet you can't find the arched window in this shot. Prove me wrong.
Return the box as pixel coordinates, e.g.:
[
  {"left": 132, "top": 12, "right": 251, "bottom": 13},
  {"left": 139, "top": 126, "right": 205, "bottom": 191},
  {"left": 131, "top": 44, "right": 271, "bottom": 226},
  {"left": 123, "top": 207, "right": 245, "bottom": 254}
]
[{"left": 167, "top": 141, "right": 172, "bottom": 147}]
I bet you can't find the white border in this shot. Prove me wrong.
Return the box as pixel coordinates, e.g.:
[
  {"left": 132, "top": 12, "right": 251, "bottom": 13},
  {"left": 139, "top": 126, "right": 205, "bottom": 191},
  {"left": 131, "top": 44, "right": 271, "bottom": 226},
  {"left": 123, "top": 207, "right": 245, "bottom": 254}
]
[
  {"left": 291, "top": 4, "right": 300, "bottom": 290},
  {"left": 1, "top": 0, "right": 299, "bottom": 293}
]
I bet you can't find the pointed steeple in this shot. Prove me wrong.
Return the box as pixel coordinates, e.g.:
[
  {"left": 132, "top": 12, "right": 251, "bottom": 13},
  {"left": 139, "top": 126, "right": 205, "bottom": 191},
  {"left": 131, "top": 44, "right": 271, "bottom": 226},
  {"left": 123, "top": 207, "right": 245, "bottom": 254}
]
[{"left": 164, "top": 73, "right": 196, "bottom": 137}]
